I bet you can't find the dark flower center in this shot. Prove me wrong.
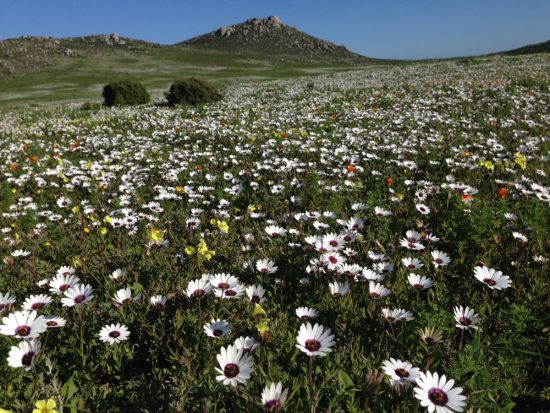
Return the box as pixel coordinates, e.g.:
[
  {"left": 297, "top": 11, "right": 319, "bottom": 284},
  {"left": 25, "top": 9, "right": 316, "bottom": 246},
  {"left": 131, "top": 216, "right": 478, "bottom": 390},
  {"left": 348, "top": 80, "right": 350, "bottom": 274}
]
[
  {"left": 332, "top": 293, "right": 341, "bottom": 298},
  {"left": 224, "top": 363, "right": 239, "bottom": 378},
  {"left": 413, "top": 284, "right": 424, "bottom": 290},
  {"left": 428, "top": 388, "right": 449, "bottom": 406},
  {"left": 301, "top": 315, "right": 310, "bottom": 321},
  {"left": 408, "top": 243, "right": 417, "bottom": 249},
  {"left": 459, "top": 317, "right": 471, "bottom": 326},
  {"left": 305, "top": 339, "right": 321, "bottom": 352},
  {"left": 59, "top": 284, "right": 70, "bottom": 291},
  {"left": 193, "top": 289, "right": 205, "bottom": 296},
  {"left": 370, "top": 292, "right": 380, "bottom": 299},
  {"left": 218, "top": 283, "right": 230, "bottom": 289},
  {"left": 343, "top": 236, "right": 352, "bottom": 242},
  {"left": 408, "top": 264, "right": 416, "bottom": 269},
  {"left": 395, "top": 368, "right": 409, "bottom": 378},
  {"left": 213, "top": 329, "right": 223, "bottom": 337},
  {"left": 122, "top": 298, "right": 132, "bottom": 304},
  {"left": 435, "top": 258, "right": 443, "bottom": 264},
  {"left": 22, "top": 351, "right": 35, "bottom": 366},
  {"left": 109, "top": 331, "right": 121, "bottom": 338},
  {"left": 386, "top": 316, "right": 396, "bottom": 322},
  {"left": 329, "top": 256, "right": 337, "bottom": 264},
  {"left": 31, "top": 302, "right": 45, "bottom": 310},
  {"left": 425, "top": 337, "right": 435, "bottom": 345},
  {"left": 483, "top": 278, "right": 496, "bottom": 286},
  {"left": 73, "top": 294, "right": 86, "bottom": 303},
  {"left": 0, "top": 304, "right": 6, "bottom": 311},
  {"left": 224, "top": 290, "right": 237, "bottom": 297},
  {"left": 265, "top": 399, "right": 281, "bottom": 409},
  {"left": 15, "top": 325, "right": 31, "bottom": 337},
  {"left": 47, "top": 321, "right": 58, "bottom": 326},
  {"left": 251, "top": 296, "right": 260, "bottom": 304},
  {"left": 329, "top": 240, "right": 338, "bottom": 247}
]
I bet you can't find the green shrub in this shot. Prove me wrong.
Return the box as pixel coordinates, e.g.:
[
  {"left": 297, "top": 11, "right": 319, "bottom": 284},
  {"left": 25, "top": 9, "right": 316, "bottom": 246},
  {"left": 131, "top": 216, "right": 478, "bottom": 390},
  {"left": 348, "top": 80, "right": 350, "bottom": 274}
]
[
  {"left": 165, "top": 78, "right": 222, "bottom": 107},
  {"left": 102, "top": 80, "right": 150, "bottom": 107}
]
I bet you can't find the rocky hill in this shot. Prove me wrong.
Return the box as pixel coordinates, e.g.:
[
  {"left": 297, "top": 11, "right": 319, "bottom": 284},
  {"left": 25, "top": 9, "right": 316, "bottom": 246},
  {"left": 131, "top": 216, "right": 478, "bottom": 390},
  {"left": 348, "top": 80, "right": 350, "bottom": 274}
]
[
  {"left": 0, "top": 34, "right": 158, "bottom": 77},
  {"left": 177, "top": 16, "right": 368, "bottom": 64},
  {"left": 498, "top": 39, "right": 550, "bottom": 56}
]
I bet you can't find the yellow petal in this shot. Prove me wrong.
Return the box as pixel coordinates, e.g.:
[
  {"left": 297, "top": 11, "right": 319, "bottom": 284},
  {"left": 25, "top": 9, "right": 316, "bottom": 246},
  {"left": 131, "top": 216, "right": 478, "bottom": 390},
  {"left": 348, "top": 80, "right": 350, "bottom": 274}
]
[{"left": 46, "top": 399, "right": 57, "bottom": 408}]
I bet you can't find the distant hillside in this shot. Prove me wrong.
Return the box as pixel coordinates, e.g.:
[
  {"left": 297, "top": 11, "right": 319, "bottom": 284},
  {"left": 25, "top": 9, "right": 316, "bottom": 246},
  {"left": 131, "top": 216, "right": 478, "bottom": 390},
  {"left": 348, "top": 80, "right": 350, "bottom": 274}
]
[
  {"left": 0, "top": 34, "right": 159, "bottom": 77},
  {"left": 498, "top": 39, "right": 550, "bottom": 56},
  {"left": 177, "top": 16, "right": 369, "bottom": 64}
]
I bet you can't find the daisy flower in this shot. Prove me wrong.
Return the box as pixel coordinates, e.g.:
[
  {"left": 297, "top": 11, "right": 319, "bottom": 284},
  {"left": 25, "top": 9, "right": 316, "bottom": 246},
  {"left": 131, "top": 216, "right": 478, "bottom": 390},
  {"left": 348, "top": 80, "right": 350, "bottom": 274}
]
[
  {"left": 362, "top": 269, "right": 384, "bottom": 282},
  {"left": 402, "top": 257, "right": 424, "bottom": 270},
  {"left": 454, "top": 306, "right": 480, "bottom": 330},
  {"left": 265, "top": 225, "right": 287, "bottom": 237},
  {"left": 256, "top": 259, "right": 278, "bottom": 274},
  {"left": 110, "top": 268, "right": 127, "bottom": 281},
  {"left": 61, "top": 284, "right": 94, "bottom": 307},
  {"left": 204, "top": 319, "right": 232, "bottom": 338},
  {"left": 0, "top": 292, "right": 16, "bottom": 312},
  {"left": 432, "top": 251, "right": 451, "bottom": 267},
  {"left": 0, "top": 310, "right": 47, "bottom": 339},
  {"left": 382, "top": 308, "right": 414, "bottom": 322},
  {"left": 382, "top": 358, "right": 420, "bottom": 384},
  {"left": 296, "top": 322, "right": 335, "bottom": 357},
  {"left": 215, "top": 344, "right": 254, "bottom": 386},
  {"left": 49, "top": 272, "right": 80, "bottom": 295},
  {"left": 408, "top": 274, "right": 434, "bottom": 290},
  {"left": 262, "top": 382, "right": 289, "bottom": 411},
  {"left": 369, "top": 281, "right": 391, "bottom": 299},
  {"left": 112, "top": 287, "right": 141, "bottom": 306},
  {"left": 246, "top": 284, "right": 266, "bottom": 304},
  {"left": 473, "top": 266, "right": 511, "bottom": 290},
  {"left": 8, "top": 339, "right": 40, "bottom": 371},
  {"left": 416, "top": 204, "right": 430, "bottom": 215},
  {"left": 99, "top": 323, "right": 130, "bottom": 344},
  {"left": 22, "top": 294, "right": 53, "bottom": 311},
  {"left": 214, "top": 283, "right": 246, "bottom": 299},
  {"left": 234, "top": 336, "right": 260, "bottom": 353},
  {"left": 374, "top": 206, "right": 392, "bottom": 217},
  {"left": 328, "top": 281, "right": 350, "bottom": 297},
  {"left": 295, "top": 307, "right": 319, "bottom": 321},
  {"left": 11, "top": 250, "right": 31, "bottom": 258},
  {"left": 209, "top": 273, "right": 240, "bottom": 290},
  {"left": 44, "top": 315, "right": 66, "bottom": 328},
  {"left": 414, "top": 371, "right": 466, "bottom": 413},
  {"left": 150, "top": 295, "right": 167, "bottom": 309},
  {"left": 33, "top": 398, "right": 57, "bottom": 413},
  {"left": 512, "top": 232, "right": 528, "bottom": 243},
  {"left": 419, "top": 326, "right": 444, "bottom": 345},
  {"left": 185, "top": 277, "right": 212, "bottom": 297}
]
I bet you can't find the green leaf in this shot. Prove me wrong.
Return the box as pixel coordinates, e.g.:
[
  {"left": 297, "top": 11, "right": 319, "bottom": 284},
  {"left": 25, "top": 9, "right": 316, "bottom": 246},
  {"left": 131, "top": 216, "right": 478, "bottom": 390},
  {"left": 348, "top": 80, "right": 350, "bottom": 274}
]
[
  {"left": 338, "top": 369, "right": 354, "bottom": 391},
  {"left": 60, "top": 376, "right": 78, "bottom": 400}
]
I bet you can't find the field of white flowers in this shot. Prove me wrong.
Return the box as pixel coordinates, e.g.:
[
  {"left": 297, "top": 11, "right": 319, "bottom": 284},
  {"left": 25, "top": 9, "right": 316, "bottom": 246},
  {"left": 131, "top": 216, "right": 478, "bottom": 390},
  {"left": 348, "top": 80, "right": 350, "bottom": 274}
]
[{"left": 0, "top": 55, "right": 549, "bottom": 413}]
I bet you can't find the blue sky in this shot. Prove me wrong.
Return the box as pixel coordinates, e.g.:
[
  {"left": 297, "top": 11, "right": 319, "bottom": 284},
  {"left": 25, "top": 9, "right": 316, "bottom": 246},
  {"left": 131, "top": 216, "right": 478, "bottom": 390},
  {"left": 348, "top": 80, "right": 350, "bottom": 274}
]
[{"left": 1, "top": 0, "right": 549, "bottom": 59}]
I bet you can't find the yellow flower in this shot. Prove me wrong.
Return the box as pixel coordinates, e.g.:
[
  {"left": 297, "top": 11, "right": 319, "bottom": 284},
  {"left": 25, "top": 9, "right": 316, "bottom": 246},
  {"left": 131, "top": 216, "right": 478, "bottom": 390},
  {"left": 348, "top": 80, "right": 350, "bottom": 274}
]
[
  {"left": 253, "top": 303, "right": 267, "bottom": 317},
  {"left": 33, "top": 398, "right": 57, "bottom": 413},
  {"left": 100, "top": 227, "right": 108, "bottom": 235},
  {"left": 149, "top": 229, "right": 165, "bottom": 242},
  {"left": 0, "top": 408, "right": 13, "bottom": 413},
  {"left": 175, "top": 186, "right": 185, "bottom": 193},
  {"left": 83, "top": 227, "right": 90, "bottom": 233},
  {"left": 71, "top": 256, "right": 82, "bottom": 268},
  {"left": 71, "top": 206, "right": 80, "bottom": 214},
  {"left": 197, "top": 239, "right": 215, "bottom": 261},
  {"left": 247, "top": 204, "right": 256, "bottom": 212},
  {"left": 515, "top": 152, "right": 527, "bottom": 170},
  {"left": 104, "top": 216, "right": 113, "bottom": 224},
  {"left": 44, "top": 241, "right": 52, "bottom": 247},
  {"left": 480, "top": 160, "right": 495, "bottom": 171},
  {"left": 257, "top": 319, "right": 270, "bottom": 334},
  {"left": 185, "top": 246, "right": 196, "bottom": 255}
]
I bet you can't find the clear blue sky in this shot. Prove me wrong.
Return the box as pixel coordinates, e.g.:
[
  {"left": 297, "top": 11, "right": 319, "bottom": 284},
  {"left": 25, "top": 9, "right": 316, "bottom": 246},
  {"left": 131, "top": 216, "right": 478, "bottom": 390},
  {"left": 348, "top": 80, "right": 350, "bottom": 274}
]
[{"left": 1, "top": 0, "right": 549, "bottom": 59}]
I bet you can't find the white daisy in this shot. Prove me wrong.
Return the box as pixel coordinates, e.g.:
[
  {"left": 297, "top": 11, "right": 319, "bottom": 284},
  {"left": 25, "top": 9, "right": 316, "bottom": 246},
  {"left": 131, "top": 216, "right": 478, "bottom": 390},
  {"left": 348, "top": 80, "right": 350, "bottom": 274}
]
[
  {"left": 215, "top": 344, "right": 254, "bottom": 386},
  {"left": 296, "top": 322, "right": 335, "bottom": 357},
  {"left": 99, "top": 323, "right": 130, "bottom": 344},
  {"left": 473, "top": 266, "right": 511, "bottom": 290},
  {"left": 414, "top": 371, "right": 466, "bottom": 413}
]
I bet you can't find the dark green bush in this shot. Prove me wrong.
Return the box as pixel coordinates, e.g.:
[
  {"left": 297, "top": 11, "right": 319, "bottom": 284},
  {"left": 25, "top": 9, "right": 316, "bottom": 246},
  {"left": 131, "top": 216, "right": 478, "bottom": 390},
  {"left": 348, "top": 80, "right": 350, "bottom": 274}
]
[
  {"left": 102, "top": 80, "right": 150, "bottom": 107},
  {"left": 165, "top": 78, "right": 222, "bottom": 107}
]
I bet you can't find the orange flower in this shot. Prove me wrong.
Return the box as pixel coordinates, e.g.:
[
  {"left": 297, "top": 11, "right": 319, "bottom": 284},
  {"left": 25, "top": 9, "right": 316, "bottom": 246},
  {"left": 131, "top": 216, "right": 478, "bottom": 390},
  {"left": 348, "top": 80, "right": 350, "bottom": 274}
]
[
  {"left": 498, "top": 188, "right": 509, "bottom": 199},
  {"left": 31, "top": 156, "right": 39, "bottom": 163},
  {"left": 461, "top": 195, "right": 473, "bottom": 202},
  {"left": 347, "top": 165, "right": 356, "bottom": 173},
  {"left": 9, "top": 163, "right": 18, "bottom": 171},
  {"left": 386, "top": 177, "right": 393, "bottom": 186}
]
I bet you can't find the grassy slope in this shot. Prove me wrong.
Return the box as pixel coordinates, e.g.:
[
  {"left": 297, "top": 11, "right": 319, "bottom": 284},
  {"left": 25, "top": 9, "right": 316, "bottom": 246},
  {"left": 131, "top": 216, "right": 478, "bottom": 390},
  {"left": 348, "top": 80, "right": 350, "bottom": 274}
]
[{"left": 0, "top": 46, "right": 371, "bottom": 109}]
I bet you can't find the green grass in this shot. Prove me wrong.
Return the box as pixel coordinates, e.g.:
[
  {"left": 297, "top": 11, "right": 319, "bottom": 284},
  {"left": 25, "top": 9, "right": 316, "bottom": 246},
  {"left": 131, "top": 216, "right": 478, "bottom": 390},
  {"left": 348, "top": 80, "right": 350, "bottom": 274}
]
[{"left": 0, "top": 47, "right": 369, "bottom": 109}]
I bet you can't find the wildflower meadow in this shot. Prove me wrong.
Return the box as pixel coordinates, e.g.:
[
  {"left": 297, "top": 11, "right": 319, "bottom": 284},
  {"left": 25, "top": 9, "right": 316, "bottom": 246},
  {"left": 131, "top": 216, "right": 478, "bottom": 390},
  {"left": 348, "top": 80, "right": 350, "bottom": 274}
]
[{"left": 0, "top": 55, "right": 549, "bottom": 412}]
